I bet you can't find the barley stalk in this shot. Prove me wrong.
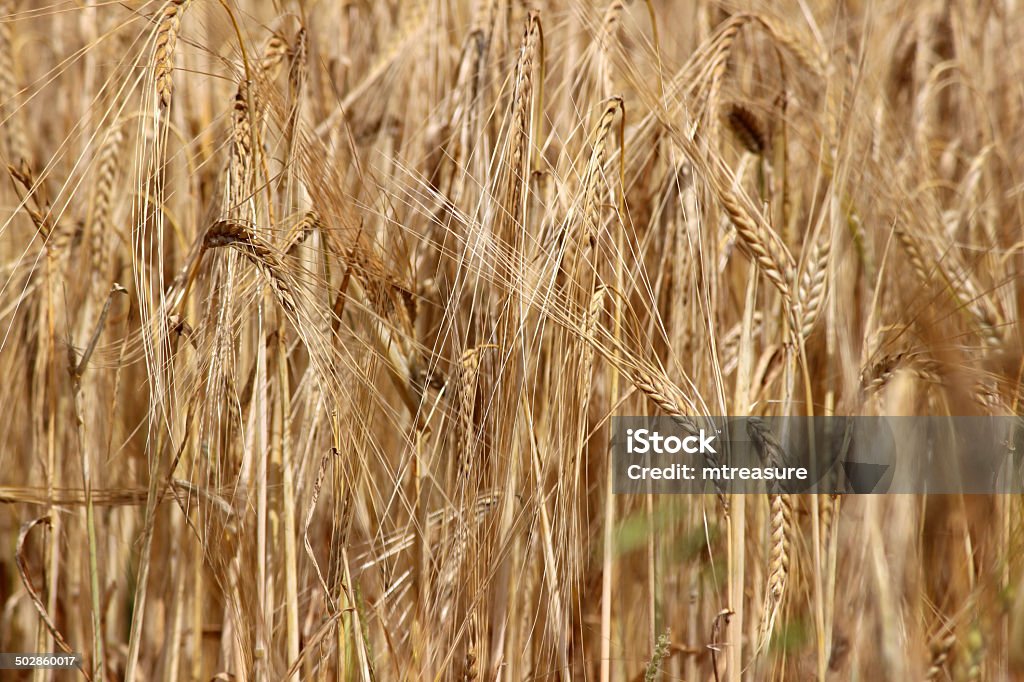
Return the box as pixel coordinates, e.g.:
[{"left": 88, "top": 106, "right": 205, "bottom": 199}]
[
  {"left": 88, "top": 124, "right": 124, "bottom": 284},
  {"left": 798, "top": 229, "right": 830, "bottom": 337},
  {"left": 725, "top": 102, "right": 768, "bottom": 156},
  {"left": 204, "top": 219, "right": 299, "bottom": 315},
  {"left": 598, "top": 0, "right": 625, "bottom": 97},
  {"left": 502, "top": 11, "right": 542, "bottom": 238},
  {"left": 153, "top": 0, "right": 191, "bottom": 111},
  {"left": 229, "top": 80, "right": 254, "bottom": 208},
  {"left": 0, "top": 0, "right": 30, "bottom": 165},
  {"left": 924, "top": 629, "right": 956, "bottom": 681},
  {"left": 747, "top": 419, "right": 793, "bottom": 653}
]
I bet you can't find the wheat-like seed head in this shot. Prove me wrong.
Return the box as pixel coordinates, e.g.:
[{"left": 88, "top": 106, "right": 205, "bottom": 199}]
[
  {"left": 578, "top": 97, "right": 623, "bottom": 250},
  {"left": 229, "top": 81, "right": 253, "bottom": 207},
  {"left": 204, "top": 220, "right": 298, "bottom": 315},
  {"left": 693, "top": 147, "right": 797, "bottom": 302},
  {"left": 284, "top": 210, "right": 320, "bottom": 252},
  {"left": 153, "top": 0, "right": 191, "bottom": 111},
  {"left": 598, "top": 0, "right": 626, "bottom": 96},
  {"left": 502, "top": 11, "right": 542, "bottom": 234},
  {"left": 456, "top": 345, "right": 489, "bottom": 484},
  {"left": 88, "top": 123, "right": 125, "bottom": 291},
  {"left": 895, "top": 216, "right": 1004, "bottom": 348},
  {"left": 762, "top": 493, "right": 793, "bottom": 644},
  {"left": 288, "top": 28, "right": 308, "bottom": 103},
  {"left": 752, "top": 13, "right": 826, "bottom": 78},
  {"left": 747, "top": 419, "right": 793, "bottom": 651},
  {"left": 8, "top": 160, "right": 60, "bottom": 242},
  {"left": 577, "top": 285, "right": 608, "bottom": 405},
  {"left": 924, "top": 629, "right": 957, "bottom": 680},
  {"left": 260, "top": 34, "right": 291, "bottom": 77},
  {"left": 725, "top": 102, "right": 768, "bottom": 156},
  {"left": 798, "top": 230, "right": 831, "bottom": 337},
  {"left": 860, "top": 351, "right": 943, "bottom": 395},
  {"left": 0, "top": 0, "right": 29, "bottom": 166}
]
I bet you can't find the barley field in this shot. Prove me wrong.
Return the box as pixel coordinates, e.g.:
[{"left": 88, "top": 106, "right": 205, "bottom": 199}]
[{"left": 0, "top": 0, "right": 1022, "bottom": 680}]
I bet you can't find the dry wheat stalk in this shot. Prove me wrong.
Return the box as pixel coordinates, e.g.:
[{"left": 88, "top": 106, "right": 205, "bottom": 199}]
[
  {"left": 288, "top": 28, "right": 308, "bottom": 101},
  {"left": 763, "top": 493, "right": 793, "bottom": 643},
  {"left": 946, "top": 263, "right": 1004, "bottom": 349},
  {"left": 624, "top": 363, "right": 697, "bottom": 431},
  {"left": 683, "top": 142, "right": 797, "bottom": 302},
  {"left": 721, "top": 312, "right": 764, "bottom": 376},
  {"left": 820, "top": 493, "right": 840, "bottom": 552},
  {"left": 85, "top": 122, "right": 125, "bottom": 315},
  {"left": 599, "top": 1, "right": 626, "bottom": 50},
  {"left": 443, "top": 26, "right": 488, "bottom": 211},
  {"left": 153, "top": 0, "right": 191, "bottom": 111},
  {"left": 924, "top": 629, "right": 956, "bottom": 681},
  {"left": 260, "top": 34, "right": 291, "bottom": 77},
  {"left": 620, "top": 360, "right": 727, "bottom": 505},
  {"left": 284, "top": 210, "right": 320, "bottom": 252},
  {"left": 751, "top": 13, "right": 826, "bottom": 78},
  {"left": 0, "top": 0, "right": 29, "bottom": 166},
  {"left": 16, "top": 518, "right": 75, "bottom": 655},
  {"left": 546, "top": 97, "right": 624, "bottom": 263},
  {"left": 663, "top": 83, "right": 797, "bottom": 308},
  {"left": 579, "top": 286, "right": 607, "bottom": 405},
  {"left": 598, "top": 0, "right": 626, "bottom": 96},
  {"left": 203, "top": 219, "right": 298, "bottom": 315},
  {"left": 7, "top": 160, "right": 79, "bottom": 259},
  {"left": 718, "top": 181, "right": 796, "bottom": 301},
  {"left": 725, "top": 103, "right": 768, "bottom": 156},
  {"left": 578, "top": 97, "right": 623, "bottom": 250},
  {"left": 692, "top": 12, "right": 822, "bottom": 146},
  {"left": 798, "top": 230, "right": 830, "bottom": 337},
  {"left": 502, "top": 11, "right": 542, "bottom": 235},
  {"left": 456, "top": 345, "right": 488, "bottom": 485},
  {"left": 860, "top": 351, "right": 943, "bottom": 395},
  {"left": 747, "top": 419, "right": 793, "bottom": 652},
  {"left": 315, "top": 214, "right": 415, "bottom": 328},
  {"left": 229, "top": 81, "right": 254, "bottom": 207},
  {"left": 8, "top": 161, "right": 52, "bottom": 235},
  {"left": 894, "top": 218, "right": 1003, "bottom": 348},
  {"left": 893, "top": 224, "right": 932, "bottom": 289},
  {"left": 312, "top": 0, "right": 429, "bottom": 133},
  {"left": 699, "top": 17, "right": 748, "bottom": 145}
]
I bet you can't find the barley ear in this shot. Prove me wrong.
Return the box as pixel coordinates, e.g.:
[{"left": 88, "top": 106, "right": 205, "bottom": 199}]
[{"left": 153, "top": 0, "right": 191, "bottom": 111}]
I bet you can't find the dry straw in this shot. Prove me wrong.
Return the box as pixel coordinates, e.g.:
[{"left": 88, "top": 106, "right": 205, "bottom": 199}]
[
  {"left": 153, "top": 0, "right": 191, "bottom": 111},
  {"left": 1, "top": 2, "right": 1021, "bottom": 681}
]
